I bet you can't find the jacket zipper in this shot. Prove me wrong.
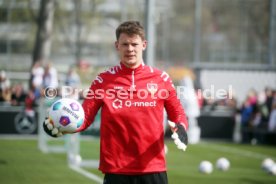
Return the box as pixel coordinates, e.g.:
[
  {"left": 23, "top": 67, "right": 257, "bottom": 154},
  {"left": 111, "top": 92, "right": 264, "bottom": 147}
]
[{"left": 129, "top": 70, "right": 136, "bottom": 91}]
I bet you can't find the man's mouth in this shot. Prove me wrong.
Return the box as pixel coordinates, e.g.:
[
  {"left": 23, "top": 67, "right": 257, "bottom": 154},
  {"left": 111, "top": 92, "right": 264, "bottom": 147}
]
[{"left": 126, "top": 55, "right": 135, "bottom": 58}]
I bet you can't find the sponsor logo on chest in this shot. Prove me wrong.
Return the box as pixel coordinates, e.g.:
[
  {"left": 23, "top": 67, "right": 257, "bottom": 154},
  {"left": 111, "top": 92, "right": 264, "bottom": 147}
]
[{"left": 147, "top": 82, "right": 158, "bottom": 95}]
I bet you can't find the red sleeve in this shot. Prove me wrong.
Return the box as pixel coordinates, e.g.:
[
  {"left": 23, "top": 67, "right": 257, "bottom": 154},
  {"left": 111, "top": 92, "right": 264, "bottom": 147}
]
[
  {"left": 77, "top": 75, "right": 104, "bottom": 132},
  {"left": 163, "top": 74, "right": 189, "bottom": 130}
]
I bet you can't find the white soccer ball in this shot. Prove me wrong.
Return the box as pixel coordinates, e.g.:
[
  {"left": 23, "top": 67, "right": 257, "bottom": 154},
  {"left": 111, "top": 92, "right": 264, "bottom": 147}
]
[
  {"left": 199, "top": 160, "right": 213, "bottom": 174},
  {"left": 216, "top": 157, "right": 230, "bottom": 171},
  {"left": 261, "top": 158, "right": 274, "bottom": 172},
  {"left": 268, "top": 164, "right": 276, "bottom": 175},
  {"left": 68, "top": 153, "right": 82, "bottom": 166},
  {"left": 48, "top": 98, "right": 85, "bottom": 133}
]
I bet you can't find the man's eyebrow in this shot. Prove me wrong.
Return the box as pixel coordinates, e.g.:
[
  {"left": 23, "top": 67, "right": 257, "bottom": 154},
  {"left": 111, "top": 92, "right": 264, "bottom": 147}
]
[{"left": 121, "top": 41, "right": 139, "bottom": 44}]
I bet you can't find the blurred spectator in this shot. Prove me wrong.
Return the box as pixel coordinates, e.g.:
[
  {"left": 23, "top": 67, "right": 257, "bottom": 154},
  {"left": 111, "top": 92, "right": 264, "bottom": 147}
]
[
  {"left": 65, "top": 66, "right": 81, "bottom": 88},
  {"left": 0, "top": 70, "right": 11, "bottom": 103},
  {"left": 0, "top": 70, "right": 10, "bottom": 89},
  {"left": 240, "top": 97, "right": 254, "bottom": 143},
  {"left": 24, "top": 89, "right": 36, "bottom": 122},
  {"left": 195, "top": 88, "right": 204, "bottom": 109},
  {"left": 239, "top": 88, "right": 276, "bottom": 144},
  {"left": 31, "top": 61, "right": 44, "bottom": 89},
  {"left": 203, "top": 92, "right": 216, "bottom": 106},
  {"left": 247, "top": 88, "right": 258, "bottom": 111},
  {"left": 64, "top": 66, "right": 81, "bottom": 99},
  {"left": 11, "top": 84, "right": 26, "bottom": 106},
  {"left": 25, "top": 89, "right": 36, "bottom": 110},
  {"left": 264, "top": 87, "right": 273, "bottom": 114},
  {"left": 31, "top": 61, "right": 44, "bottom": 99},
  {"left": 268, "top": 90, "right": 276, "bottom": 132},
  {"left": 43, "top": 62, "right": 59, "bottom": 89},
  {"left": 217, "top": 91, "right": 237, "bottom": 109},
  {"left": 0, "top": 87, "right": 11, "bottom": 103},
  {"left": 256, "top": 89, "right": 269, "bottom": 128}
]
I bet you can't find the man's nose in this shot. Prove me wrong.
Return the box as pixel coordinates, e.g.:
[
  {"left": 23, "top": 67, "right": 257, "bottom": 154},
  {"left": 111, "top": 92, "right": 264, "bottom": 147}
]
[{"left": 127, "top": 45, "right": 134, "bottom": 52}]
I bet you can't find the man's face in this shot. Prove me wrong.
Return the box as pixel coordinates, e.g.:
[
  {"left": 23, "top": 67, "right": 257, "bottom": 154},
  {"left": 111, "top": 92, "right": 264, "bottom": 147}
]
[{"left": 115, "top": 33, "right": 147, "bottom": 68}]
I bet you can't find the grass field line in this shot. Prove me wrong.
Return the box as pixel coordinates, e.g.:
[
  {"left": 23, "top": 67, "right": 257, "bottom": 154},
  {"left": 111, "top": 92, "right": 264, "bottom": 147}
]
[
  {"left": 69, "top": 165, "right": 103, "bottom": 184},
  {"left": 199, "top": 143, "right": 276, "bottom": 160}
]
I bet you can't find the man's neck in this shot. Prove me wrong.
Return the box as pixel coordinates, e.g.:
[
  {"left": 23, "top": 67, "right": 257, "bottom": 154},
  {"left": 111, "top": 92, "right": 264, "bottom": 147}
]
[{"left": 121, "top": 61, "right": 143, "bottom": 69}]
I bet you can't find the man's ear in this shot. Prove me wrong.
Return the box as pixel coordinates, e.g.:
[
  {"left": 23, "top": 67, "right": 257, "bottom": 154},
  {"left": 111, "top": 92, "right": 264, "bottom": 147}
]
[
  {"left": 115, "top": 41, "right": 119, "bottom": 50},
  {"left": 142, "top": 40, "right": 147, "bottom": 51}
]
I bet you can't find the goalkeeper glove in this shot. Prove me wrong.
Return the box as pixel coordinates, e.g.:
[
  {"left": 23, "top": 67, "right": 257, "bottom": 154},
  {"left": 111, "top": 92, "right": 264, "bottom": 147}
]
[
  {"left": 168, "top": 121, "right": 188, "bottom": 151},
  {"left": 43, "top": 118, "right": 63, "bottom": 138}
]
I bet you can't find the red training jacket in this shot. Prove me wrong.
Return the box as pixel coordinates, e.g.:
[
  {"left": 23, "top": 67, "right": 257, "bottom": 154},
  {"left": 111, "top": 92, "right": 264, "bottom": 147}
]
[{"left": 78, "top": 62, "right": 188, "bottom": 174}]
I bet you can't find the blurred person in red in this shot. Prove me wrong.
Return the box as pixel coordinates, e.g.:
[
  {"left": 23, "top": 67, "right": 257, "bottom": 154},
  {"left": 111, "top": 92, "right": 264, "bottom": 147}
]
[
  {"left": 247, "top": 88, "right": 258, "bottom": 113},
  {"left": 24, "top": 89, "right": 36, "bottom": 122},
  {"left": 25, "top": 90, "right": 36, "bottom": 111},
  {"left": 43, "top": 21, "right": 189, "bottom": 184}
]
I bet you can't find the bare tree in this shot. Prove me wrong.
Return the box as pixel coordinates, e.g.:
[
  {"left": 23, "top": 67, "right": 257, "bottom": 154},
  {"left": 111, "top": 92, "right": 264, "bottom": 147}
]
[{"left": 32, "top": 0, "right": 55, "bottom": 65}]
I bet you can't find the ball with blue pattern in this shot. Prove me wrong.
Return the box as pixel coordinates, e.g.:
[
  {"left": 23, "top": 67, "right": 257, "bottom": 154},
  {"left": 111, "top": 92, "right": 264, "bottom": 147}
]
[{"left": 49, "top": 98, "right": 84, "bottom": 133}]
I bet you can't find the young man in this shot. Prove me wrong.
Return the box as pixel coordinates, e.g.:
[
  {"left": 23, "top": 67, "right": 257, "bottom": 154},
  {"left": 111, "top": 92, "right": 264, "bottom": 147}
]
[{"left": 44, "top": 21, "right": 188, "bottom": 184}]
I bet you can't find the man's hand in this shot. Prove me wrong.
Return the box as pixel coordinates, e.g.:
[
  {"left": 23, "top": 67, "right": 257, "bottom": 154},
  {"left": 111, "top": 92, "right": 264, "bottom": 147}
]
[
  {"left": 168, "top": 121, "right": 188, "bottom": 151},
  {"left": 43, "top": 118, "right": 63, "bottom": 138}
]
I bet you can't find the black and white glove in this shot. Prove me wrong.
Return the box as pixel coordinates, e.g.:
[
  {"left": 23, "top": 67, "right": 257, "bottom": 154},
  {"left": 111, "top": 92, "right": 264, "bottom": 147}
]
[
  {"left": 43, "top": 118, "right": 63, "bottom": 138},
  {"left": 168, "top": 121, "right": 188, "bottom": 151}
]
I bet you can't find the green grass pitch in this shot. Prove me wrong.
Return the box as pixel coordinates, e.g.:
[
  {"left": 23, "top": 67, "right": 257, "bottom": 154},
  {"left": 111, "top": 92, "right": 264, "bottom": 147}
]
[{"left": 0, "top": 138, "right": 276, "bottom": 184}]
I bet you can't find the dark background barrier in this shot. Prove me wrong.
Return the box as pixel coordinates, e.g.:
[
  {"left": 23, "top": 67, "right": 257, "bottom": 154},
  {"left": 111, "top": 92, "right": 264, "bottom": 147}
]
[
  {"left": 1, "top": 104, "right": 274, "bottom": 146},
  {"left": 198, "top": 115, "right": 235, "bottom": 140},
  {"left": 0, "top": 106, "right": 38, "bottom": 134},
  {"left": 198, "top": 106, "right": 236, "bottom": 140}
]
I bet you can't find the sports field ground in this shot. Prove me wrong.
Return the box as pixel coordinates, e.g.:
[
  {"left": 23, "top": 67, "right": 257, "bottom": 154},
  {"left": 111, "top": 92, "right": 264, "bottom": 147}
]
[{"left": 0, "top": 137, "right": 276, "bottom": 184}]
